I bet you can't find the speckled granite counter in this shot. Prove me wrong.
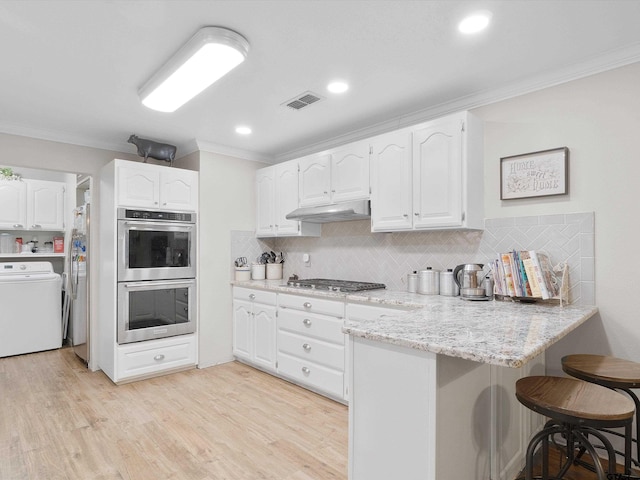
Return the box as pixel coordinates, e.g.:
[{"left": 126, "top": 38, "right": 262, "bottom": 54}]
[{"left": 231, "top": 279, "right": 598, "bottom": 368}]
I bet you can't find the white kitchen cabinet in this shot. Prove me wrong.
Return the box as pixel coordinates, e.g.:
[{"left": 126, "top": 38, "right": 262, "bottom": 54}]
[
  {"left": 298, "top": 153, "right": 332, "bottom": 207},
  {"left": 0, "top": 180, "right": 27, "bottom": 229},
  {"left": 115, "top": 334, "right": 197, "bottom": 382},
  {"left": 371, "top": 111, "right": 484, "bottom": 232},
  {"left": 298, "top": 140, "right": 370, "bottom": 207},
  {"left": 0, "top": 179, "right": 64, "bottom": 230},
  {"left": 330, "top": 140, "right": 370, "bottom": 203},
  {"left": 117, "top": 162, "right": 198, "bottom": 211},
  {"left": 255, "top": 167, "right": 276, "bottom": 236},
  {"left": 26, "top": 179, "right": 65, "bottom": 230},
  {"left": 255, "top": 161, "right": 320, "bottom": 238},
  {"left": 347, "top": 332, "right": 545, "bottom": 480},
  {"left": 277, "top": 293, "right": 347, "bottom": 401},
  {"left": 232, "top": 287, "right": 277, "bottom": 372},
  {"left": 370, "top": 130, "right": 413, "bottom": 231}
]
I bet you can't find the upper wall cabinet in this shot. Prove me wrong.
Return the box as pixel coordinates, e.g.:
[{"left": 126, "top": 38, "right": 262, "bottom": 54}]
[
  {"left": 0, "top": 179, "right": 65, "bottom": 230},
  {"left": 371, "top": 111, "right": 484, "bottom": 231},
  {"left": 117, "top": 162, "right": 198, "bottom": 211},
  {"left": 0, "top": 180, "right": 27, "bottom": 229},
  {"left": 27, "top": 180, "right": 65, "bottom": 230},
  {"left": 255, "top": 161, "right": 320, "bottom": 238},
  {"left": 298, "top": 140, "right": 370, "bottom": 207}
]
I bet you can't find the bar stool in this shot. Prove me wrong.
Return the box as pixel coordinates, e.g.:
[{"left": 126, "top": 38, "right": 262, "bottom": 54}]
[
  {"left": 516, "top": 375, "right": 634, "bottom": 480},
  {"left": 563, "top": 354, "right": 640, "bottom": 472}
]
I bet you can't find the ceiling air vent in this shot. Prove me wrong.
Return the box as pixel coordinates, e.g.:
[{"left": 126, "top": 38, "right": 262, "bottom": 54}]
[{"left": 282, "top": 91, "right": 323, "bottom": 110}]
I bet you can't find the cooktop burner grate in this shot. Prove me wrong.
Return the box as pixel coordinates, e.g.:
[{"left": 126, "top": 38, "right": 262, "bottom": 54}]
[{"left": 286, "top": 278, "right": 386, "bottom": 292}]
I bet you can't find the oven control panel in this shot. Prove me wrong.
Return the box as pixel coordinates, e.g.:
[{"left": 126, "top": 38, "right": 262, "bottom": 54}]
[{"left": 119, "top": 208, "right": 195, "bottom": 223}]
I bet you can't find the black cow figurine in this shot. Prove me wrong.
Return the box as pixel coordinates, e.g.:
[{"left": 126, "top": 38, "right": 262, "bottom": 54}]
[{"left": 127, "top": 135, "right": 177, "bottom": 166}]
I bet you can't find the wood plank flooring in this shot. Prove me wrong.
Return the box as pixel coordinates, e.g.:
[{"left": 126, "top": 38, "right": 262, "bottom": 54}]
[{"left": 0, "top": 348, "right": 348, "bottom": 480}]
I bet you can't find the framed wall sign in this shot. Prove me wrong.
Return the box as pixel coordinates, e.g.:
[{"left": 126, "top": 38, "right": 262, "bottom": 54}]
[{"left": 500, "top": 147, "right": 569, "bottom": 200}]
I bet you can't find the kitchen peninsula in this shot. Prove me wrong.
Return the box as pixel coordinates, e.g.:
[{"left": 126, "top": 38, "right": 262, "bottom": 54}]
[{"left": 231, "top": 279, "right": 598, "bottom": 480}]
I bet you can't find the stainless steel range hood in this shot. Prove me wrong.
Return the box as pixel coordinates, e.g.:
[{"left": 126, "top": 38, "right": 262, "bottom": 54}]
[{"left": 285, "top": 200, "right": 370, "bottom": 223}]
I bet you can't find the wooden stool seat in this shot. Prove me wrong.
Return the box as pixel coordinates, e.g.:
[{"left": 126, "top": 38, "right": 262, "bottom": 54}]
[
  {"left": 563, "top": 354, "right": 640, "bottom": 473},
  {"left": 516, "top": 375, "right": 635, "bottom": 426},
  {"left": 516, "top": 376, "right": 635, "bottom": 480},
  {"left": 562, "top": 354, "right": 640, "bottom": 389}
]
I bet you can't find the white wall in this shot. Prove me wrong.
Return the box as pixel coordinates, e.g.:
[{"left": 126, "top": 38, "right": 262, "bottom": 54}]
[
  {"left": 473, "top": 61, "right": 640, "bottom": 372},
  {"left": 197, "top": 150, "right": 266, "bottom": 368}
]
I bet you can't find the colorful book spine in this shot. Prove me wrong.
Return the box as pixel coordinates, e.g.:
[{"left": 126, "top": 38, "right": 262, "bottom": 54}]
[
  {"left": 528, "top": 250, "right": 551, "bottom": 299},
  {"left": 501, "top": 253, "right": 517, "bottom": 297},
  {"left": 522, "top": 257, "right": 543, "bottom": 297}
]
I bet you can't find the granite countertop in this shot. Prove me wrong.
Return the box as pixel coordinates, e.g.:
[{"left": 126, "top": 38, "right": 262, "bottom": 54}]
[{"left": 231, "top": 279, "right": 599, "bottom": 368}]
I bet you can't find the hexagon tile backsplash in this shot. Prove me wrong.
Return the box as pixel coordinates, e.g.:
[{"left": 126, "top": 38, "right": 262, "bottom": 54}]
[{"left": 230, "top": 212, "right": 595, "bottom": 305}]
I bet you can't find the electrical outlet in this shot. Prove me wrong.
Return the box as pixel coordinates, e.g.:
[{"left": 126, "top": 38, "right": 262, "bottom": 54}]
[{"left": 303, "top": 253, "right": 310, "bottom": 266}]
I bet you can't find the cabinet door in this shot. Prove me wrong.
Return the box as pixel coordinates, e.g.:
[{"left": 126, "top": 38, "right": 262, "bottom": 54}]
[
  {"left": 298, "top": 153, "right": 331, "bottom": 207},
  {"left": 117, "top": 164, "right": 160, "bottom": 208},
  {"left": 0, "top": 180, "right": 27, "bottom": 229},
  {"left": 274, "top": 161, "right": 300, "bottom": 236},
  {"left": 412, "top": 116, "right": 463, "bottom": 228},
  {"left": 233, "top": 300, "right": 253, "bottom": 360},
  {"left": 370, "top": 131, "right": 413, "bottom": 231},
  {"left": 26, "top": 179, "right": 65, "bottom": 230},
  {"left": 331, "top": 140, "right": 370, "bottom": 203},
  {"left": 160, "top": 169, "right": 198, "bottom": 211},
  {"left": 253, "top": 304, "right": 277, "bottom": 371},
  {"left": 255, "top": 167, "right": 276, "bottom": 237}
]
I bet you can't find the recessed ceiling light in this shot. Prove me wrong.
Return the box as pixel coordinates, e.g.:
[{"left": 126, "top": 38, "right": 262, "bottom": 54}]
[
  {"left": 327, "top": 81, "right": 349, "bottom": 94},
  {"left": 458, "top": 11, "right": 492, "bottom": 34},
  {"left": 235, "top": 126, "right": 252, "bottom": 135}
]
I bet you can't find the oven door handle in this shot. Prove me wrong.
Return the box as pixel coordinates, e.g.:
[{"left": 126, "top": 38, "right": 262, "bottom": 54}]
[
  {"left": 122, "top": 280, "right": 194, "bottom": 289},
  {"left": 122, "top": 221, "right": 194, "bottom": 229}
]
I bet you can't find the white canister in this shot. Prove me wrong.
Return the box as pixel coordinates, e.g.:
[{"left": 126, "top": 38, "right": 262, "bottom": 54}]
[
  {"left": 251, "top": 263, "right": 266, "bottom": 280},
  {"left": 266, "top": 262, "right": 283, "bottom": 280},
  {"left": 418, "top": 267, "right": 440, "bottom": 295},
  {"left": 407, "top": 271, "right": 418, "bottom": 293},
  {"left": 439, "top": 269, "right": 459, "bottom": 296},
  {"left": 0, "top": 233, "right": 14, "bottom": 254},
  {"left": 234, "top": 266, "right": 251, "bottom": 281}
]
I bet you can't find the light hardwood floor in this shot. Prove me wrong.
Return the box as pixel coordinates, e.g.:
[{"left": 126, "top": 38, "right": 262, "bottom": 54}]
[{"left": 0, "top": 348, "right": 348, "bottom": 480}]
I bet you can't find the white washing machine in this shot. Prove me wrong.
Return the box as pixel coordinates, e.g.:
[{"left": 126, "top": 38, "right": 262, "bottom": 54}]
[{"left": 0, "top": 261, "right": 62, "bottom": 357}]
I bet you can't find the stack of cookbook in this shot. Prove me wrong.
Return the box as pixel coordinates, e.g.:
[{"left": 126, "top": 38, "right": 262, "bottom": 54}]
[{"left": 489, "top": 250, "right": 562, "bottom": 300}]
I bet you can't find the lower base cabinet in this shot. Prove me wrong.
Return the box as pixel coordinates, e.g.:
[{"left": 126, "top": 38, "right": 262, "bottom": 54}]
[
  {"left": 348, "top": 335, "right": 545, "bottom": 480},
  {"left": 115, "top": 334, "right": 197, "bottom": 383}
]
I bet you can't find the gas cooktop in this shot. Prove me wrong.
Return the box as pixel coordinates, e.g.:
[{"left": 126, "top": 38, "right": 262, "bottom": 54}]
[{"left": 285, "top": 278, "right": 386, "bottom": 293}]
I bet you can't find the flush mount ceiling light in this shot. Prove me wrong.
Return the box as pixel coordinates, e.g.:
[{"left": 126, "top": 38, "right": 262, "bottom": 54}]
[
  {"left": 235, "top": 126, "right": 252, "bottom": 135},
  {"left": 139, "top": 26, "right": 250, "bottom": 113},
  {"left": 327, "top": 81, "right": 349, "bottom": 94},
  {"left": 458, "top": 11, "right": 492, "bottom": 34}
]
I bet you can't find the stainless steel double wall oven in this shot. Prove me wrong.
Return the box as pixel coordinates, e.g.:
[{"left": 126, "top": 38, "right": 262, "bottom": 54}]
[{"left": 117, "top": 208, "right": 197, "bottom": 344}]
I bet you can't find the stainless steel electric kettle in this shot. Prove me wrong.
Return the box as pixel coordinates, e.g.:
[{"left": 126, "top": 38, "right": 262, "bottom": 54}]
[{"left": 453, "top": 263, "right": 486, "bottom": 299}]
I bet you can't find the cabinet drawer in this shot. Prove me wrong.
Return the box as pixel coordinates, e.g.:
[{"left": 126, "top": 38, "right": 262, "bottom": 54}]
[
  {"left": 233, "top": 287, "right": 277, "bottom": 305},
  {"left": 278, "top": 293, "right": 344, "bottom": 317},
  {"left": 278, "top": 330, "right": 344, "bottom": 370},
  {"left": 278, "top": 308, "right": 345, "bottom": 344},
  {"left": 116, "top": 334, "right": 196, "bottom": 380},
  {"left": 277, "top": 352, "right": 344, "bottom": 399}
]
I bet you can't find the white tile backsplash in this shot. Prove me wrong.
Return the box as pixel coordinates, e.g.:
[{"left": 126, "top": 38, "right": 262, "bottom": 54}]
[{"left": 230, "top": 212, "right": 595, "bottom": 305}]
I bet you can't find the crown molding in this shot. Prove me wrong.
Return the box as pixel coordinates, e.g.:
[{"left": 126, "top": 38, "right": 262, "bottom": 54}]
[{"left": 194, "top": 139, "right": 274, "bottom": 163}]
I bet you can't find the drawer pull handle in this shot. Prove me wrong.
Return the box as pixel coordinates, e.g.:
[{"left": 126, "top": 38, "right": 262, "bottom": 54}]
[
  {"left": 302, "top": 318, "right": 312, "bottom": 326},
  {"left": 13, "top": 224, "right": 24, "bottom": 228},
  {"left": 249, "top": 294, "right": 256, "bottom": 300},
  {"left": 301, "top": 367, "right": 311, "bottom": 375},
  {"left": 303, "top": 302, "right": 312, "bottom": 309},
  {"left": 154, "top": 354, "right": 165, "bottom": 361},
  {"left": 302, "top": 343, "right": 311, "bottom": 351}
]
